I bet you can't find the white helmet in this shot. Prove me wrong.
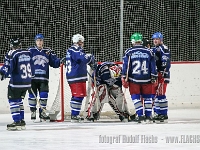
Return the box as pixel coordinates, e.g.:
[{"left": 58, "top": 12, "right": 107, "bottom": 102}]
[
  {"left": 109, "top": 65, "right": 122, "bottom": 78},
  {"left": 72, "top": 34, "right": 84, "bottom": 43}
]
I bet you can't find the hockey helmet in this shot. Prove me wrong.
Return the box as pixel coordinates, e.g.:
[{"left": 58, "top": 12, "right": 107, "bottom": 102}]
[
  {"left": 130, "top": 33, "right": 143, "bottom": 44},
  {"left": 72, "top": 34, "right": 84, "bottom": 43},
  {"left": 35, "top": 33, "right": 44, "bottom": 41},
  {"left": 142, "top": 38, "right": 151, "bottom": 47},
  {"left": 10, "top": 37, "right": 21, "bottom": 48},
  {"left": 152, "top": 32, "right": 163, "bottom": 40},
  {"left": 109, "top": 65, "right": 122, "bottom": 78}
]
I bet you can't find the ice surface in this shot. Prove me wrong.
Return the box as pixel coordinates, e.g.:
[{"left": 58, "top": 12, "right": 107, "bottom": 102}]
[{"left": 0, "top": 109, "right": 200, "bottom": 150}]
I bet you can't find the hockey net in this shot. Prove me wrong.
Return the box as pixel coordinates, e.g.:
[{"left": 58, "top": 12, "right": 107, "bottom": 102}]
[{"left": 49, "top": 63, "right": 135, "bottom": 122}]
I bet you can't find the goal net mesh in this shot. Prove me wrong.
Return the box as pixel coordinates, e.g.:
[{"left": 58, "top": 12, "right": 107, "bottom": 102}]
[{"left": 0, "top": 0, "right": 200, "bottom": 63}]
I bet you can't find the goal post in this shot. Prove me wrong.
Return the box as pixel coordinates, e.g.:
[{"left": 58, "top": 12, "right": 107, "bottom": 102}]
[{"left": 48, "top": 62, "right": 136, "bottom": 122}]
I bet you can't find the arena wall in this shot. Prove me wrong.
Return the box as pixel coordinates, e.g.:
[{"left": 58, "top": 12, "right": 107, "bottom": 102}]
[{"left": 0, "top": 63, "right": 199, "bottom": 114}]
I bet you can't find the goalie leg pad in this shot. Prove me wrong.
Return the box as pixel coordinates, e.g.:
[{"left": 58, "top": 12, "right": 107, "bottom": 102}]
[
  {"left": 70, "top": 97, "right": 84, "bottom": 116},
  {"left": 87, "top": 85, "right": 107, "bottom": 120},
  {"left": 9, "top": 99, "right": 22, "bottom": 122},
  {"left": 131, "top": 94, "right": 143, "bottom": 116},
  {"left": 108, "top": 86, "right": 130, "bottom": 118}
]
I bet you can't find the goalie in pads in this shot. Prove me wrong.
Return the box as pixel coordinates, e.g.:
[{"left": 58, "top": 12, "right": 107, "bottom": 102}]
[{"left": 86, "top": 62, "right": 136, "bottom": 122}]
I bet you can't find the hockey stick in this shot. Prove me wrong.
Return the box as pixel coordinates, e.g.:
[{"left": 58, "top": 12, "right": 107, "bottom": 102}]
[
  {"left": 152, "top": 69, "right": 166, "bottom": 115},
  {"left": 83, "top": 68, "right": 93, "bottom": 118},
  {"left": 122, "top": 55, "right": 131, "bottom": 111},
  {"left": 30, "top": 88, "right": 48, "bottom": 113}
]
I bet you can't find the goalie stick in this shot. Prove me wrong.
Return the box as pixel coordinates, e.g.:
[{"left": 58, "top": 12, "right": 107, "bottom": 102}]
[
  {"left": 83, "top": 68, "right": 93, "bottom": 118},
  {"left": 122, "top": 55, "right": 130, "bottom": 111}
]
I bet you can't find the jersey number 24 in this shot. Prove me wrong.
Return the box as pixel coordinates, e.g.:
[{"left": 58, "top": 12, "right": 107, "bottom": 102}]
[{"left": 132, "top": 60, "right": 148, "bottom": 75}]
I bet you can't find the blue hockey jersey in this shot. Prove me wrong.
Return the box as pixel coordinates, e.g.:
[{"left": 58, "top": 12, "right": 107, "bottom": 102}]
[
  {"left": 152, "top": 44, "right": 171, "bottom": 83},
  {"left": 122, "top": 45, "right": 157, "bottom": 84},
  {"left": 0, "top": 51, "right": 12, "bottom": 78},
  {"left": 66, "top": 44, "right": 93, "bottom": 84},
  {"left": 7, "top": 49, "right": 34, "bottom": 89},
  {"left": 28, "top": 46, "right": 60, "bottom": 81},
  {"left": 95, "top": 62, "right": 122, "bottom": 87}
]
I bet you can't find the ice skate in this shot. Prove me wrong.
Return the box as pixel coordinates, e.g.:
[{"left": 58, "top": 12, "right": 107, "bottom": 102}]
[
  {"left": 119, "top": 115, "right": 128, "bottom": 122},
  {"left": 133, "top": 116, "right": 145, "bottom": 123},
  {"left": 31, "top": 111, "right": 36, "bottom": 121},
  {"left": 7, "top": 121, "right": 22, "bottom": 131},
  {"left": 153, "top": 114, "right": 168, "bottom": 123},
  {"left": 71, "top": 115, "right": 84, "bottom": 123},
  {"left": 21, "top": 120, "right": 26, "bottom": 130},
  {"left": 39, "top": 110, "right": 50, "bottom": 122},
  {"left": 145, "top": 116, "right": 153, "bottom": 124},
  {"left": 128, "top": 114, "right": 136, "bottom": 122}
]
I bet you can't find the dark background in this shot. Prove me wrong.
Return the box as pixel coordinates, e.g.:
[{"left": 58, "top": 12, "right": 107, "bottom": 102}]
[{"left": 0, "top": 0, "right": 199, "bottom": 62}]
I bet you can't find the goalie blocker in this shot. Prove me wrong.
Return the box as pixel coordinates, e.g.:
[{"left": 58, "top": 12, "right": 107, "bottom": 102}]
[{"left": 86, "top": 62, "right": 136, "bottom": 122}]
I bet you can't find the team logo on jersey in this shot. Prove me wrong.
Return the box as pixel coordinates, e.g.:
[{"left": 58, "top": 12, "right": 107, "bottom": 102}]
[
  {"left": 18, "top": 54, "right": 31, "bottom": 62},
  {"left": 131, "top": 51, "right": 149, "bottom": 58},
  {"left": 32, "top": 55, "right": 49, "bottom": 67}
]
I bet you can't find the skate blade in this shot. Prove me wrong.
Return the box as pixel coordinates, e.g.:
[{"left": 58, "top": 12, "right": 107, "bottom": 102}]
[
  {"left": 21, "top": 126, "right": 26, "bottom": 130},
  {"left": 71, "top": 120, "right": 84, "bottom": 123},
  {"left": 121, "top": 118, "right": 128, "bottom": 123},
  {"left": 154, "top": 120, "right": 168, "bottom": 124},
  {"left": 7, "top": 126, "right": 22, "bottom": 131},
  {"left": 144, "top": 120, "right": 153, "bottom": 124}
]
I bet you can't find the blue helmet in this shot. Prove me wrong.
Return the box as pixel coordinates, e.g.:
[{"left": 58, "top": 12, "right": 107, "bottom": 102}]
[
  {"left": 152, "top": 32, "right": 163, "bottom": 39},
  {"left": 35, "top": 33, "right": 44, "bottom": 41}
]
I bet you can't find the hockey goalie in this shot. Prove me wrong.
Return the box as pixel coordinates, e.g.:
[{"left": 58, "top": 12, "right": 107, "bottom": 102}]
[{"left": 86, "top": 62, "right": 136, "bottom": 122}]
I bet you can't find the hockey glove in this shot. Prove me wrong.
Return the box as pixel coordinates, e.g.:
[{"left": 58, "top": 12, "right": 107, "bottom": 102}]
[
  {"left": 60, "top": 57, "right": 66, "bottom": 66},
  {"left": 0, "top": 72, "right": 6, "bottom": 81},
  {"left": 151, "top": 75, "right": 157, "bottom": 83},
  {"left": 88, "top": 57, "right": 97, "bottom": 71},
  {"left": 121, "top": 77, "right": 129, "bottom": 88}
]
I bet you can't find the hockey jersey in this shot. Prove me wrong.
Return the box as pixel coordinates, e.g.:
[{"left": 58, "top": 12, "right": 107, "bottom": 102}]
[
  {"left": 66, "top": 44, "right": 93, "bottom": 84},
  {"left": 95, "top": 62, "right": 122, "bottom": 87},
  {"left": 6, "top": 49, "right": 34, "bottom": 89},
  {"left": 122, "top": 45, "right": 157, "bottom": 84},
  {"left": 0, "top": 51, "right": 11, "bottom": 78},
  {"left": 28, "top": 46, "right": 60, "bottom": 81},
  {"left": 152, "top": 44, "right": 171, "bottom": 83}
]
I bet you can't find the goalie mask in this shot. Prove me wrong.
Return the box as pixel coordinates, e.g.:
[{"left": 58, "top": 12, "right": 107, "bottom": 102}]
[{"left": 109, "top": 65, "right": 122, "bottom": 78}]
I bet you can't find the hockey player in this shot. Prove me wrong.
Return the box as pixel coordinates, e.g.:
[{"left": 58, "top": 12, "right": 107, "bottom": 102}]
[
  {"left": 0, "top": 38, "right": 34, "bottom": 130},
  {"left": 28, "top": 33, "right": 61, "bottom": 121},
  {"left": 66, "top": 34, "right": 95, "bottom": 122},
  {"left": 122, "top": 33, "right": 157, "bottom": 123},
  {"left": 86, "top": 62, "right": 136, "bottom": 122},
  {"left": 151, "top": 32, "right": 171, "bottom": 122},
  {"left": 142, "top": 38, "right": 151, "bottom": 49}
]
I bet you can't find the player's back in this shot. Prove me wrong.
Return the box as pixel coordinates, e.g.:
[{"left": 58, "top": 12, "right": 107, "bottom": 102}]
[
  {"left": 127, "top": 45, "right": 156, "bottom": 84},
  {"left": 9, "top": 49, "right": 34, "bottom": 89},
  {"left": 66, "top": 45, "right": 88, "bottom": 83}
]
